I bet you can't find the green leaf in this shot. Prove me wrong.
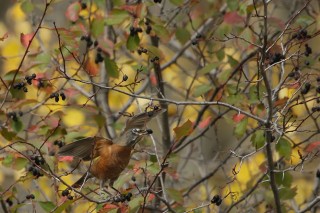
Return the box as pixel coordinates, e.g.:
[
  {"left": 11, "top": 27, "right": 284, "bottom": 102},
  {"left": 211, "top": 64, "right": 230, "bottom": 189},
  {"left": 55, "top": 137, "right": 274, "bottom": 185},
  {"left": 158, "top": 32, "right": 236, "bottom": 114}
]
[
  {"left": 173, "top": 120, "right": 193, "bottom": 141},
  {"left": 216, "top": 48, "right": 225, "bottom": 61},
  {"left": 276, "top": 138, "right": 292, "bottom": 159},
  {"left": 198, "top": 63, "right": 217, "bottom": 75},
  {"left": 3, "top": 70, "right": 23, "bottom": 81},
  {"left": 227, "top": 55, "right": 238, "bottom": 67},
  {"left": 170, "top": 0, "right": 184, "bottom": 6},
  {"left": 14, "top": 157, "right": 28, "bottom": 170},
  {"left": 105, "top": 9, "right": 129, "bottom": 25},
  {"left": 251, "top": 130, "right": 265, "bottom": 149},
  {"left": 129, "top": 196, "right": 144, "bottom": 212},
  {"left": 145, "top": 45, "right": 163, "bottom": 58},
  {"left": 193, "top": 84, "right": 212, "bottom": 97},
  {"left": 1, "top": 127, "right": 16, "bottom": 140},
  {"left": 275, "top": 172, "right": 293, "bottom": 187},
  {"left": 175, "top": 28, "right": 191, "bottom": 45},
  {"left": 226, "top": 0, "right": 239, "bottom": 11},
  {"left": 39, "top": 201, "right": 56, "bottom": 212},
  {"left": 153, "top": 25, "right": 170, "bottom": 42},
  {"left": 21, "top": 1, "right": 34, "bottom": 13},
  {"left": 55, "top": 200, "right": 72, "bottom": 213},
  {"left": 104, "top": 56, "right": 119, "bottom": 78},
  {"left": 167, "top": 188, "right": 183, "bottom": 203},
  {"left": 279, "top": 187, "right": 297, "bottom": 200},
  {"left": 126, "top": 34, "right": 140, "bottom": 51},
  {"left": 91, "top": 17, "right": 104, "bottom": 37},
  {"left": 12, "top": 119, "right": 23, "bottom": 133},
  {"left": 3, "top": 154, "right": 14, "bottom": 167},
  {"left": 35, "top": 53, "right": 51, "bottom": 69},
  {"left": 234, "top": 117, "right": 248, "bottom": 138}
]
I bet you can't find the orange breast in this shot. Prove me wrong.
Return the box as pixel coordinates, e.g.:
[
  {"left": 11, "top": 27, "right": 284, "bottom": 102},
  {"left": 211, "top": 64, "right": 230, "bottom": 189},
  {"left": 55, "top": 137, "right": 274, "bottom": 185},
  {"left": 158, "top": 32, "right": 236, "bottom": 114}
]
[{"left": 90, "top": 143, "right": 132, "bottom": 182}]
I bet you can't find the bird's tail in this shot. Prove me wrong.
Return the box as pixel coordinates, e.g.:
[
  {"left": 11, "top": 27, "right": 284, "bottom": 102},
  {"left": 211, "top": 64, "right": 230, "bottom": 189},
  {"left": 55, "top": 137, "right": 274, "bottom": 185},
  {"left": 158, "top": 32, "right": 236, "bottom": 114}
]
[{"left": 72, "top": 172, "right": 93, "bottom": 188}]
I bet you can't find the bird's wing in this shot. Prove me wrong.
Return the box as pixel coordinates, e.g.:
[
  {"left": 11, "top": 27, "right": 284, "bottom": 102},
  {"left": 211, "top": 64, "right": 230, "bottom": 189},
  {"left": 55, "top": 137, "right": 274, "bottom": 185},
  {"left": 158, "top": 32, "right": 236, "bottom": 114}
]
[
  {"left": 124, "top": 108, "right": 165, "bottom": 131},
  {"left": 58, "top": 137, "right": 110, "bottom": 161}
]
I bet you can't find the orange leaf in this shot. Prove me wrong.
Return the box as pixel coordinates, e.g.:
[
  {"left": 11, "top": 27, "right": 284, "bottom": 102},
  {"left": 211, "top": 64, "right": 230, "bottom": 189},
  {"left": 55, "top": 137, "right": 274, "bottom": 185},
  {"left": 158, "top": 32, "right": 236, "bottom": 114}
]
[
  {"left": 65, "top": 2, "right": 81, "bottom": 22},
  {"left": 0, "top": 32, "right": 8, "bottom": 41},
  {"left": 233, "top": 113, "right": 246, "bottom": 123},
  {"left": 103, "top": 203, "right": 119, "bottom": 210},
  {"left": 58, "top": 156, "right": 74, "bottom": 162},
  {"left": 85, "top": 58, "right": 99, "bottom": 76},
  {"left": 20, "top": 33, "right": 34, "bottom": 48},
  {"left": 148, "top": 194, "right": 155, "bottom": 202},
  {"left": 150, "top": 73, "right": 157, "bottom": 86}
]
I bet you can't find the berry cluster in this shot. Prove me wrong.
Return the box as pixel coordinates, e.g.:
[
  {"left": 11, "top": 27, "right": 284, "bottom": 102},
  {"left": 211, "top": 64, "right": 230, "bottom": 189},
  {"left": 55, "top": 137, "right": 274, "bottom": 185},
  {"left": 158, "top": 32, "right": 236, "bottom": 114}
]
[
  {"left": 113, "top": 193, "right": 132, "bottom": 202},
  {"left": 137, "top": 47, "right": 148, "bottom": 55},
  {"left": 269, "top": 53, "right": 285, "bottom": 65},
  {"left": 304, "top": 44, "right": 312, "bottom": 56},
  {"left": 31, "top": 155, "right": 45, "bottom": 166},
  {"left": 25, "top": 73, "right": 36, "bottom": 85},
  {"left": 95, "top": 50, "right": 104, "bottom": 64},
  {"left": 6, "top": 198, "right": 13, "bottom": 206},
  {"left": 145, "top": 20, "right": 152, "bottom": 34},
  {"left": 154, "top": 0, "right": 162, "bottom": 3},
  {"left": 292, "top": 29, "right": 310, "bottom": 40},
  {"left": 49, "top": 92, "right": 66, "bottom": 102},
  {"left": 28, "top": 165, "right": 43, "bottom": 178},
  {"left": 53, "top": 140, "right": 65, "bottom": 148},
  {"left": 130, "top": 26, "right": 143, "bottom": 36},
  {"left": 301, "top": 82, "right": 311, "bottom": 95},
  {"left": 312, "top": 106, "right": 320, "bottom": 112},
  {"left": 288, "top": 67, "right": 300, "bottom": 80},
  {"left": 13, "top": 82, "right": 28, "bottom": 93},
  {"left": 26, "top": 194, "right": 35, "bottom": 199},
  {"left": 211, "top": 195, "right": 222, "bottom": 206},
  {"left": 7, "top": 111, "right": 23, "bottom": 121},
  {"left": 61, "top": 189, "right": 73, "bottom": 200},
  {"left": 150, "top": 56, "right": 159, "bottom": 63},
  {"left": 192, "top": 34, "right": 203, "bottom": 45},
  {"left": 81, "top": 35, "right": 94, "bottom": 48}
]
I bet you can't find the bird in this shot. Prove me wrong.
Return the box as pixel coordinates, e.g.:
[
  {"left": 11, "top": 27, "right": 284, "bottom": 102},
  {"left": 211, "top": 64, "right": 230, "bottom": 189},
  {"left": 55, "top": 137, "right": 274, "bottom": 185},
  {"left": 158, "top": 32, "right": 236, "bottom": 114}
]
[{"left": 58, "top": 107, "right": 164, "bottom": 191}]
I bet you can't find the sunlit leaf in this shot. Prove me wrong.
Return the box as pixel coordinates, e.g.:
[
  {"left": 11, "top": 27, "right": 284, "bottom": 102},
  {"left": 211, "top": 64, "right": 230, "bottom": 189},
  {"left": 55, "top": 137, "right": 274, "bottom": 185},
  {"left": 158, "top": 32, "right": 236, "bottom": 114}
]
[
  {"left": 21, "top": 1, "right": 34, "bottom": 13},
  {"left": 39, "top": 201, "right": 56, "bottom": 212},
  {"left": 227, "top": 55, "right": 238, "bottom": 67},
  {"left": 91, "top": 17, "right": 104, "bottom": 37},
  {"left": 198, "top": 63, "right": 217, "bottom": 75},
  {"left": 14, "top": 157, "right": 28, "bottom": 170},
  {"left": 170, "top": 0, "right": 184, "bottom": 6},
  {"left": 55, "top": 200, "right": 73, "bottom": 213},
  {"left": 2, "top": 154, "right": 14, "bottom": 167},
  {"left": 105, "top": 9, "right": 129, "bottom": 25},
  {"left": 275, "top": 172, "right": 293, "bottom": 187},
  {"left": 153, "top": 24, "right": 170, "bottom": 43},
  {"left": 279, "top": 187, "right": 297, "bottom": 200},
  {"left": 276, "top": 138, "right": 292, "bottom": 159},
  {"left": 226, "top": 0, "right": 239, "bottom": 11},
  {"left": 128, "top": 196, "right": 143, "bottom": 212},
  {"left": 173, "top": 120, "right": 193, "bottom": 141},
  {"left": 193, "top": 84, "right": 212, "bottom": 97},
  {"left": 104, "top": 56, "right": 119, "bottom": 78}
]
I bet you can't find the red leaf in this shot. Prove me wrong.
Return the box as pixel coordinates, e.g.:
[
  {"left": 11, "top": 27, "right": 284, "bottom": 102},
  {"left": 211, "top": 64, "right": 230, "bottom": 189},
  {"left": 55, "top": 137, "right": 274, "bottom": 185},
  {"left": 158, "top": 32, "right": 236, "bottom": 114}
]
[
  {"left": 65, "top": 2, "right": 81, "bottom": 22},
  {"left": 148, "top": 194, "right": 155, "bottom": 202},
  {"left": 198, "top": 116, "right": 212, "bottom": 129},
  {"left": 0, "top": 32, "right": 8, "bottom": 41},
  {"left": 224, "top": 12, "right": 244, "bottom": 24},
  {"left": 305, "top": 141, "right": 320, "bottom": 153},
  {"left": 103, "top": 203, "right": 119, "bottom": 210},
  {"left": 20, "top": 33, "right": 34, "bottom": 48},
  {"left": 150, "top": 73, "right": 157, "bottom": 86},
  {"left": 233, "top": 113, "right": 246, "bottom": 123},
  {"left": 58, "top": 156, "right": 74, "bottom": 162}
]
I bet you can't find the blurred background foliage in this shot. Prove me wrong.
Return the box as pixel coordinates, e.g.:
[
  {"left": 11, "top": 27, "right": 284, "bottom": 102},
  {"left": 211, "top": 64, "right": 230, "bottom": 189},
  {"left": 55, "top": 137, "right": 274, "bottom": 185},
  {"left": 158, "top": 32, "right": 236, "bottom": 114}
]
[{"left": 0, "top": 0, "right": 320, "bottom": 212}]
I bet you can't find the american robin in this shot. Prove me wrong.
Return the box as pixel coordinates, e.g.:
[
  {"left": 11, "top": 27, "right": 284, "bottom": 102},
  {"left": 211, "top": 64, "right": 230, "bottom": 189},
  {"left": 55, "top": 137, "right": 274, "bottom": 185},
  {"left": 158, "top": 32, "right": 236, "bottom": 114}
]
[{"left": 58, "top": 107, "right": 164, "bottom": 190}]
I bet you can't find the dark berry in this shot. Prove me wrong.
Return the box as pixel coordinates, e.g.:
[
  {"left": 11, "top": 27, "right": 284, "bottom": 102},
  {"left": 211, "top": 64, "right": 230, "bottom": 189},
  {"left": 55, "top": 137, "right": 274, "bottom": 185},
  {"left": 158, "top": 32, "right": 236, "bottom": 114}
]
[
  {"left": 191, "top": 39, "right": 198, "bottom": 45},
  {"left": 305, "top": 60, "right": 310, "bottom": 66},
  {"left": 136, "top": 27, "right": 143, "bottom": 33},
  {"left": 55, "top": 96, "right": 59, "bottom": 102},
  {"left": 6, "top": 198, "right": 13, "bottom": 206},
  {"left": 31, "top": 73, "right": 36, "bottom": 79},
  {"left": 154, "top": 105, "right": 159, "bottom": 110},
  {"left": 196, "top": 34, "right": 202, "bottom": 39},
  {"left": 146, "top": 25, "right": 152, "bottom": 34},
  {"left": 316, "top": 86, "right": 320, "bottom": 94},
  {"left": 23, "top": 87, "right": 28, "bottom": 93},
  {"left": 131, "top": 176, "right": 136, "bottom": 182},
  {"left": 80, "top": 36, "right": 86, "bottom": 41},
  {"left": 317, "top": 76, "right": 320, "bottom": 82},
  {"left": 67, "top": 195, "right": 73, "bottom": 200},
  {"left": 94, "top": 40, "right": 98, "bottom": 47},
  {"left": 26, "top": 194, "right": 35, "bottom": 199},
  {"left": 125, "top": 193, "right": 132, "bottom": 201},
  {"left": 123, "top": 74, "right": 128, "bottom": 81},
  {"left": 81, "top": 2, "right": 87, "bottom": 10},
  {"left": 62, "top": 189, "right": 69, "bottom": 197},
  {"left": 317, "top": 170, "right": 320, "bottom": 178},
  {"left": 60, "top": 92, "right": 66, "bottom": 101},
  {"left": 288, "top": 72, "right": 295, "bottom": 78},
  {"left": 146, "top": 129, "right": 153, "bottom": 134},
  {"left": 97, "top": 47, "right": 102, "bottom": 52}
]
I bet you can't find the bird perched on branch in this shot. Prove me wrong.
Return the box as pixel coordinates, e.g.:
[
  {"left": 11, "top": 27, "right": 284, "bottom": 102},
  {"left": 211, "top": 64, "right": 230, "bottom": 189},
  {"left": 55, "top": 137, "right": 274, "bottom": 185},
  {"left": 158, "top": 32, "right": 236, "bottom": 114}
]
[{"left": 58, "top": 107, "right": 164, "bottom": 191}]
